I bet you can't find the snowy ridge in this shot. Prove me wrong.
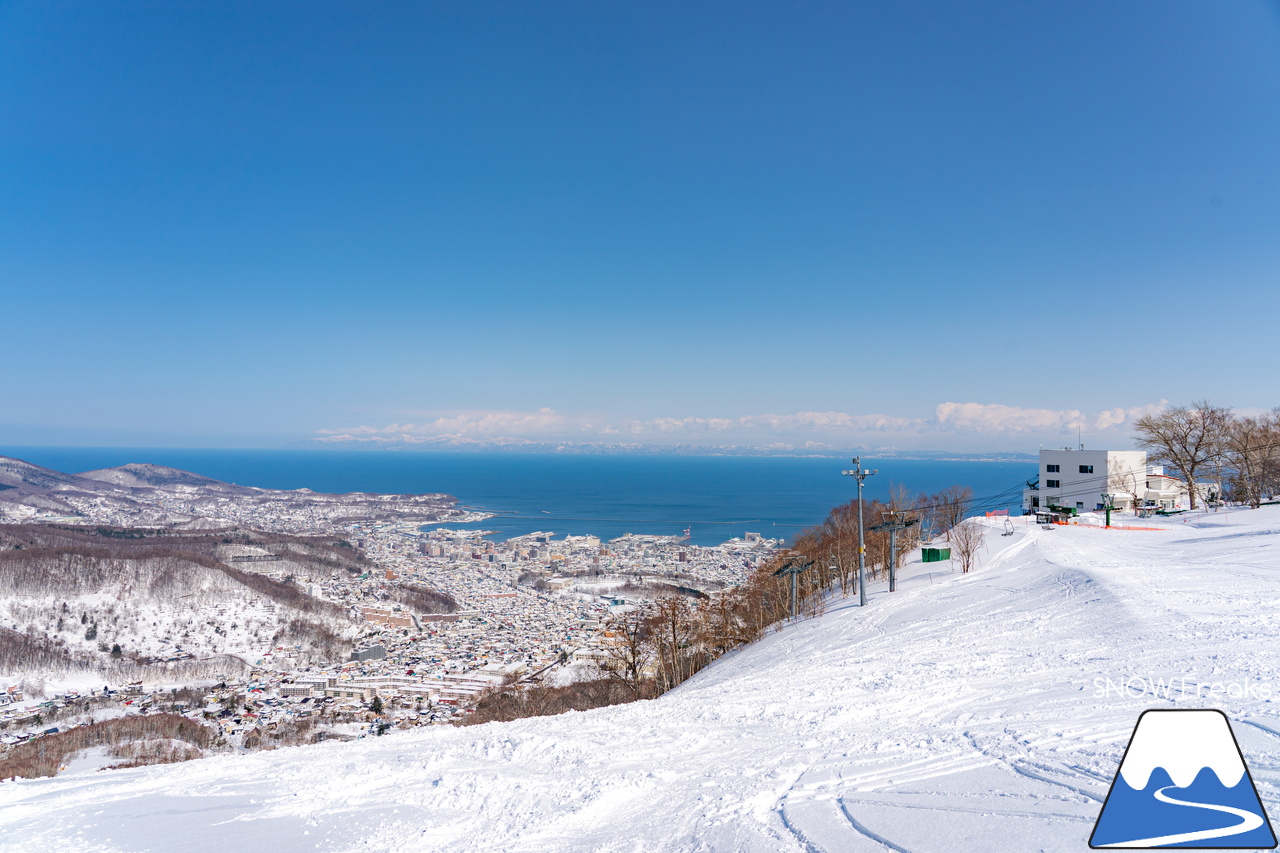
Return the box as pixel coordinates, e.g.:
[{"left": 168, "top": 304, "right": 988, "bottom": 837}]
[
  {"left": 1117, "top": 710, "right": 1246, "bottom": 790},
  {"left": 77, "top": 463, "right": 231, "bottom": 491},
  {"left": 2, "top": 508, "right": 1280, "bottom": 851}
]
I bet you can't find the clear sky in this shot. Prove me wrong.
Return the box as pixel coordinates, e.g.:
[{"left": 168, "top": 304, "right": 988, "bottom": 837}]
[{"left": 3, "top": 1, "right": 1279, "bottom": 452}]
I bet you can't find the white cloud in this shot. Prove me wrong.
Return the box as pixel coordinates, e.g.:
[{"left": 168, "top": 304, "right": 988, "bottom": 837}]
[
  {"left": 930, "top": 400, "right": 1169, "bottom": 436},
  {"left": 1093, "top": 401, "right": 1167, "bottom": 431},
  {"left": 631, "top": 417, "right": 739, "bottom": 433},
  {"left": 933, "top": 402, "right": 1084, "bottom": 434},
  {"left": 316, "top": 408, "right": 565, "bottom": 438},
  {"left": 753, "top": 411, "right": 920, "bottom": 433},
  {"left": 317, "top": 400, "right": 1163, "bottom": 449}
]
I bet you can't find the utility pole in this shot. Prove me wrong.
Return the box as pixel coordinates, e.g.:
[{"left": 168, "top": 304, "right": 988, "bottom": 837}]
[{"left": 842, "top": 457, "right": 877, "bottom": 606}]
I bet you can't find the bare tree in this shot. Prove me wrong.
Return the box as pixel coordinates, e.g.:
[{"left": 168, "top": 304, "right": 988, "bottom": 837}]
[
  {"left": 950, "top": 519, "right": 985, "bottom": 574},
  {"left": 934, "top": 485, "right": 973, "bottom": 540},
  {"left": 596, "top": 611, "right": 653, "bottom": 698},
  {"left": 1107, "top": 460, "right": 1145, "bottom": 514},
  {"left": 830, "top": 507, "right": 859, "bottom": 597},
  {"left": 1133, "top": 401, "right": 1231, "bottom": 509},
  {"left": 650, "top": 596, "right": 695, "bottom": 691},
  {"left": 886, "top": 484, "right": 922, "bottom": 575},
  {"left": 1222, "top": 411, "right": 1280, "bottom": 508},
  {"left": 1266, "top": 408, "right": 1280, "bottom": 500},
  {"left": 804, "top": 499, "right": 863, "bottom": 597}
]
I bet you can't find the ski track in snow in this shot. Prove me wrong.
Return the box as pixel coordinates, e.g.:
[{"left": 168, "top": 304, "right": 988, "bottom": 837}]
[{"left": 2, "top": 510, "right": 1280, "bottom": 851}]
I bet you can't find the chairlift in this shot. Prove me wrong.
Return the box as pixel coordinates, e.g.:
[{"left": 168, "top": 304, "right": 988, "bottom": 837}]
[{"left": 1002, "top": 518, "right": 1015, "bottom": 537}]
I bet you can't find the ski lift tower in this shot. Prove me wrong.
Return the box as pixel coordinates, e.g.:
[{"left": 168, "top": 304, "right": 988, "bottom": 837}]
[
  {"left": 772, "top": 555, "right": 813, "bottom": 621},
  {"left": 870, "top": 511, "right": 917, "bottom": 593}
]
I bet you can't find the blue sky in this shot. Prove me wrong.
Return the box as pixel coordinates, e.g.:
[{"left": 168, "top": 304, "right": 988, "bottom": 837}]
[{"left": 3, "top": 1, "right": 1279, "bottom": 452}]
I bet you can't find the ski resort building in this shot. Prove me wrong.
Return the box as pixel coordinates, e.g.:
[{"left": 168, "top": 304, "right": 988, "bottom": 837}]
[{"left": 1022, "top": 448, "right": 1150, "bottom": 513}]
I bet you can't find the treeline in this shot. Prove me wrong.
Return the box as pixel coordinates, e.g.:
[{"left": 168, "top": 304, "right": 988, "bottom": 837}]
[
  {"left": 0, "top": 625, "right": 91, "bottom": 673},
  {"left": 0, "top": 625, "right": 248, "bottom": 682},
  {"left": 465, "top": 678, "right": 659, "bottom": 724},
  {"left": 467, "top": 485, "right": 976, "bottom": 725},
  {"left": 241, "top": 715, "right": 319, "bottom": 751},
  {"left": 0, "top": 713, "right": 212, "bottom": 780},
  {"left": 386, "top": 583, "right": 458, "bottom": 615},
  {"left": 616, "top": 580, "right": 709, "bottom": 600},
  {"left": 1134, "top": 402, "right": 1280, "bottom": 509},
  {"left": 1, "top": 524, "right": 364, "bottom": 617},
  {"left": 0, "top": 546, "right": 336, "bottom": 618},
  {"left": 788, "top": 485, "right": 977, "bottom": 592}
]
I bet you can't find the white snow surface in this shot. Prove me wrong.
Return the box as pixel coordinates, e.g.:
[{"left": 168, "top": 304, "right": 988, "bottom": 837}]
[{"left": 3, "top": 508, "right": 1280, "bottom": 852}]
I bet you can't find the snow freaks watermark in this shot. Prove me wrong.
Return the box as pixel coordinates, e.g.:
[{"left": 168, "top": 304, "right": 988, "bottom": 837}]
[
  {"left": 1094, "top": 676, "right": 1276, "bottom": 702},
  {"left": 1089, "top": 710, "right": 1277, "bottom": 849}
]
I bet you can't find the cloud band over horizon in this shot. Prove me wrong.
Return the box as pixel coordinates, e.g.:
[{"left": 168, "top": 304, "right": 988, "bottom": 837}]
[{"left": 313, "top": 400, "right": 1167, "bottom": 452}]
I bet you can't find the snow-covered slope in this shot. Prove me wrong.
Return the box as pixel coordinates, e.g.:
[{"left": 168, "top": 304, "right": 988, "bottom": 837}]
[
  {"left": 3, "top": 508, "right": 1280, "bottom": 852},
  {"left": 0, "top": 527, "right": 360, "bottom": 684}
]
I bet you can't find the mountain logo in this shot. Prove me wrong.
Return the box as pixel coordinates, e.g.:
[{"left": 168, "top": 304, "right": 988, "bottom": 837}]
[{"left": 1090, "top": 709, "right": 1277, "bottom": 849}]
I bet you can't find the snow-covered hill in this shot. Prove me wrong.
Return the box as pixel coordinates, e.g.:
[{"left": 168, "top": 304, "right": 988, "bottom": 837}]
[
  {"left": 0, "top": 526, "right": 361, "bottom": 685},
  {"left": 77, "top": 463, "right": 246, "bottom": 492},
  {"left": 3, "top": 507, "right": 1280, "bottom": 852}
]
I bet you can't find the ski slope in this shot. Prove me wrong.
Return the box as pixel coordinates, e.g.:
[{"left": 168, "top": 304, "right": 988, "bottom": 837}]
[{"left": 3, "top": 507, "right": 1280, "bottom": 852}]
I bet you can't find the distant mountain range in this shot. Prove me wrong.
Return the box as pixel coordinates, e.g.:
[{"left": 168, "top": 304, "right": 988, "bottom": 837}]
[{"left": 291, "top": 435, "right": 1035, "bottom": 462}]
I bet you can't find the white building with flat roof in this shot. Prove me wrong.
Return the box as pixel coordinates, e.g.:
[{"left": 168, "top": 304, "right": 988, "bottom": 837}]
[{"left": 1023, "top": 448, "right": 1148, "bottom": 513}]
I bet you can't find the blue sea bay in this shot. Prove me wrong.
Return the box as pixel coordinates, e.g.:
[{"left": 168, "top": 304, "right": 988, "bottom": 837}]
[{"left": 1, "top": 447, "right": 1035, "bottom": 546}]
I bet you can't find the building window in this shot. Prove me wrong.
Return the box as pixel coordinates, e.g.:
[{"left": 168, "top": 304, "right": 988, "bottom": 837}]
[
  {"left": 1046, "top": 464, "right": 1060, "bottom": 473},
  {"left": 1076, "top": 502, "right": 1084, "bottom": 509},
  {"left": 1046, "top": 479, "right": 1060, "bottom": 488},
  {"left": 1079, "top": 465, "right": 1094, "bottom": 474}
]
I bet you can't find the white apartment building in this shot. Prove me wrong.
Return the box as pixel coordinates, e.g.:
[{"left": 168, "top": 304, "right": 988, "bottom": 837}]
[{"left": 1022, "top": 448, "right": 1149, "bottom": 513}]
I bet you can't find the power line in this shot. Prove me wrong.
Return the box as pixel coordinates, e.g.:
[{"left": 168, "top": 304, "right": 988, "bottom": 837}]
[{"left": 443, "top": 439, "right": 1279, "bottom": 539}]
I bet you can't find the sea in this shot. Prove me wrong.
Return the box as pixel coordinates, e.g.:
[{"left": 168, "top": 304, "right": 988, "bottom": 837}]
[{"left": 1, "top": 447, "right": 1035, "bottom": 547}]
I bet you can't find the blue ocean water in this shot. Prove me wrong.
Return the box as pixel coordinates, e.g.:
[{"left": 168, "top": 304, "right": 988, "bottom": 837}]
[{"left": 1, "top": 447, "right": 1034, "bottom": 546}]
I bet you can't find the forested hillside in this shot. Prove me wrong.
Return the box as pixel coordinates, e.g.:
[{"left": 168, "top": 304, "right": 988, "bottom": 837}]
[{"left": 0, "top": 525, "right": 368, "bottom": 681}]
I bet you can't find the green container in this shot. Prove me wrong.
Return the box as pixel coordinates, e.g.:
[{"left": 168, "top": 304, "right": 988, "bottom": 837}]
[{"left": 921, "top": 547, "right": 951, "bottom": 563}]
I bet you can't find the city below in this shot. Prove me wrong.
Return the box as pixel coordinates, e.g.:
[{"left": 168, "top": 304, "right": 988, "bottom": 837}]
[{"left": 0, "top": 456, "right": 779, "bottom": 753}]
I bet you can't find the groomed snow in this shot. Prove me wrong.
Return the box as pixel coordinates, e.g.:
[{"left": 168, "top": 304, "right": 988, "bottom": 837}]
[{"left": 3, "top": 507, "right": 1279, "bottom": 852}]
